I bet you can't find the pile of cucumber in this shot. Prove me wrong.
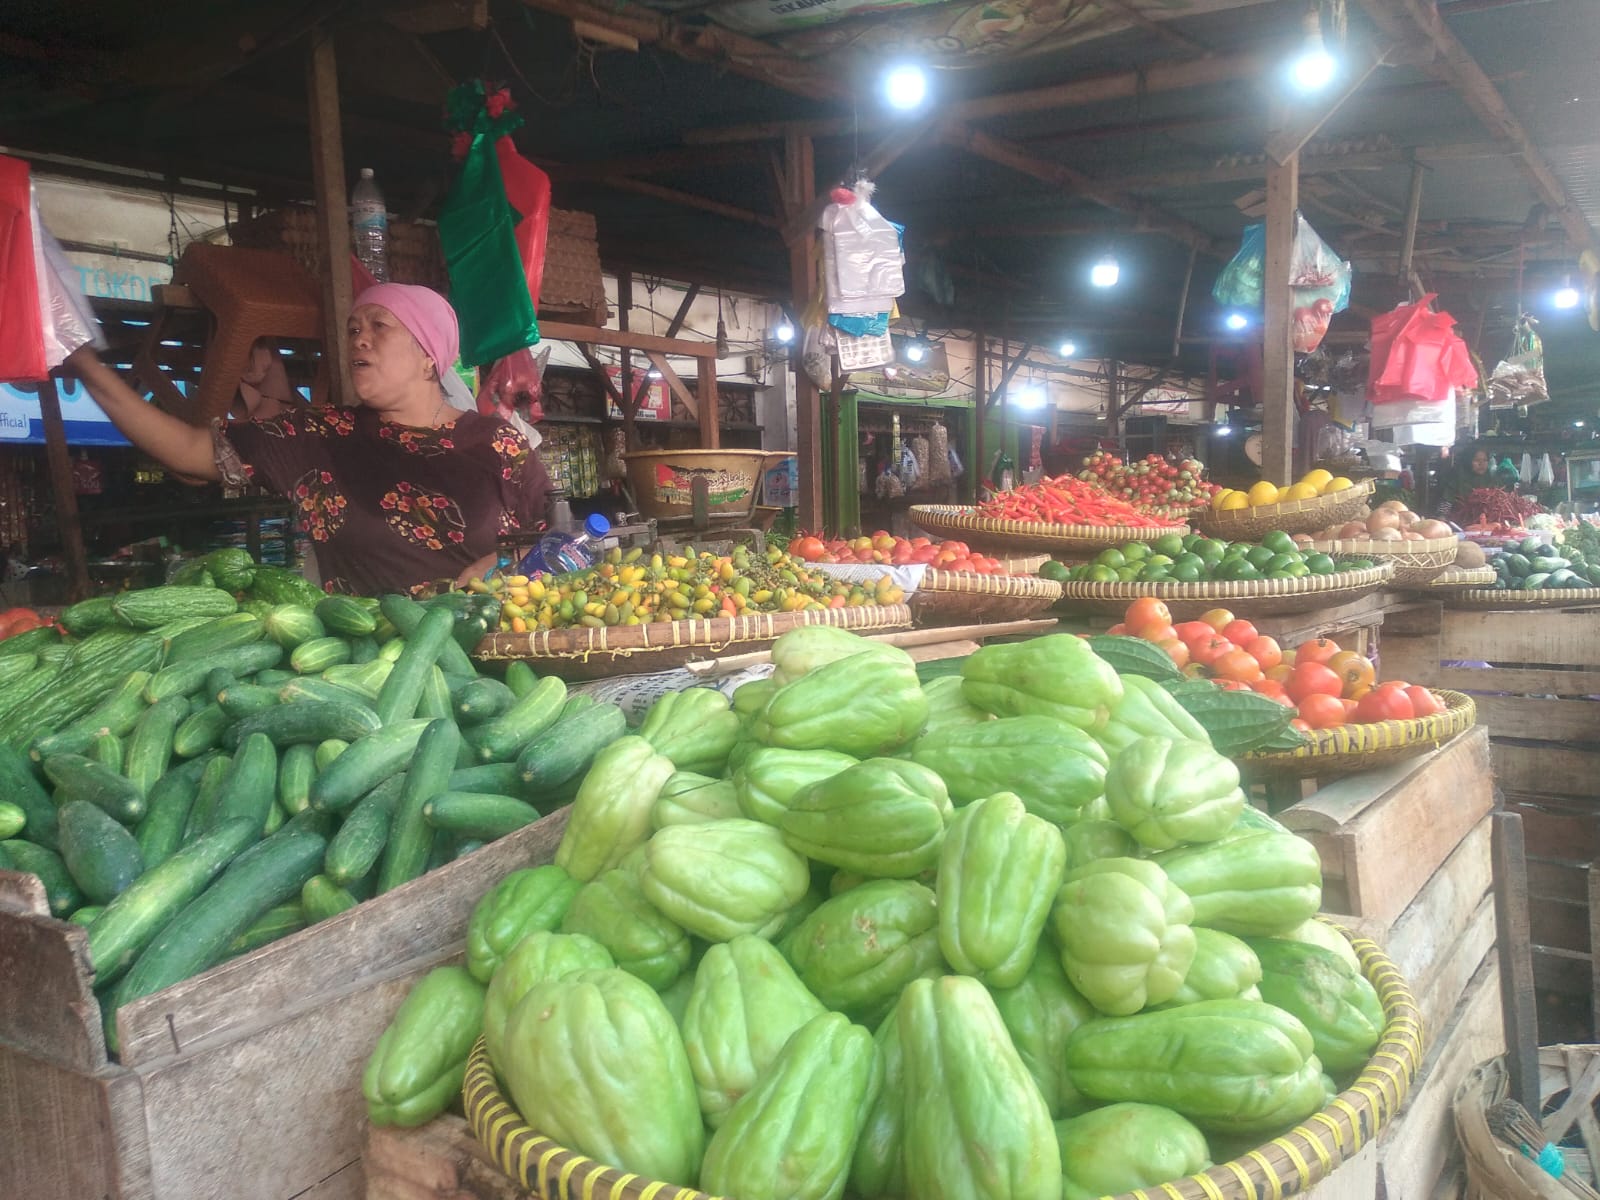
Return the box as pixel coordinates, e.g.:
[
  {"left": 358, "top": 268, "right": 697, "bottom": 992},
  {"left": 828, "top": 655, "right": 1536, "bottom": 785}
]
[
  {"left": 0, "top": 564, "right": 624, "bottom": 1054},
  {"left": 1490, "top": 535, "right": 1600, "bottom": 591}
]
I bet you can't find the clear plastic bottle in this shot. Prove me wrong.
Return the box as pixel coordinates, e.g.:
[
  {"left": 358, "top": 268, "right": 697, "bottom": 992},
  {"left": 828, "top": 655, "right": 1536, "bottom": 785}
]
[
  {"left": 351, "top": 167, "right": 389, "bottom": 282},
  {"left": 515, "top": 513, "right": 612, "bottom": 577}
]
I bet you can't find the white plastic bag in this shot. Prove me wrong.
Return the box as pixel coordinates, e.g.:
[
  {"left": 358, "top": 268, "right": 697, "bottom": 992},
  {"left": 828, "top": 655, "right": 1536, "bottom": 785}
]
[{"left": 821, "top": 179, "right": 904, "bottom": 316}]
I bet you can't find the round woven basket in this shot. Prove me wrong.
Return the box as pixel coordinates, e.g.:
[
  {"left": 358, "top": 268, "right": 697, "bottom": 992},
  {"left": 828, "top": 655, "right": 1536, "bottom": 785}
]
[
  {"left": 1195, "top": 479, "right": 1376, "bottom": 541},
  {"left": 1404, "top": 565, "right": 1496, "bottom": 591},
  {"left": 1308, "top": 535, "right": 1460, "bottom": 586},
  {"left": 910, "top": 504, "right": 1187, "bottom": 554},
  {"left": 472, "top": 604, "right": 912, "bottom": 680},
  {"left": 1053, "top": 562, "right": 1395, "bottom": 619},
  {"left": 1452, "top": 1044, "right": 1600, "bottom": 1200},
  {"left": 1446, "top": 587, "right": 1600, "bottom": 610},
  {"left": 910, "top": 569, "right": 1063, "bottom": 625},
  {"left": 1242, "top": 690, "right": 1476, "bottom": 778},
  {"left": 462, "top": 926, "right": 1421, "bottom": 1200}
]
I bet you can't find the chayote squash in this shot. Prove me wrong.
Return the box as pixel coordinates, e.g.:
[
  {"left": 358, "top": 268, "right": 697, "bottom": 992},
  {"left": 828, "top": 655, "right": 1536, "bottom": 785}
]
[
  {"left": 1061, "top": 819, "right": 1139, "bottom": 871},
  {"left": 641, "top": 817, "right": 811, "bottom": 942},
  {"left": 560, "top": 867, "right": 692, "bottom": 991},
  {"left": 849, "top": 1012, "right": 907, "bottom": 1199},
  {"left": 920, "top": 674, "right": 994, "bottom": 733},
  {"left": 554, "top": 737, "right": 677, "bottom": 882},
  {"left": 682, "top": 935, "right": 828, "bottom": 1127},
  {"left": 1055, "top": 1103, "right": 1212, "bottom": 1200},
  {"left": 1248, "top": 937, "right": 1384, "bottom": 1074},
  {"left": 734, "top": 747, "right": 858, "bottom": 825},
  {"left": 651, "top": 772, "right": 744, "bottom": 829},
  {"left": 1051, "top": 857, "right": 1196, "bottom": 1015},
  {"left": 782, "top": 879, "right": 942, "bottom": 1026},
  {"left": 936, "top": 792, "right": 1067, "bottom": 988},
  {"left": 1153, "top": 927, "right": 1262, "bottom": 1009},
  {"left": 465, "top": 864, "right": 583, "bottom": 983},
  {"left": 1104, "top": 736, "right": 1246, "bottom": 851},
  {"left": 482, "top": 930, "right": 614, "bottom": 1069},
  {"left": 989, "top": 949, "right": 1099, "bottom": 1118},
  {"left": 960, "top": 634, "right": 1123, "bottom": 732},
  {"left": 657, "top": 965, "right": 696, "bottom": 1027},
  {"left": 639, "top": 687, "right": 743, "bottom": 776},
  {"left": 1064, "top": 999, "right": 1329, "bottom": 1136},
  {"left": 1093, "top": 674, "right": 1212, "bottom": 756},
  {"left": 1152, "top": 829, "right": 1322, "bottom": 937},
  {"left": 500, "top": 968, "right": 703, "bottom": 1186},
  {"left": 362, "top": 965, "right": 485, "bottom": 1127},
  {"left": 1262, "top": 916, "right": 1363, "bottom": 975},
  {"left": 778, "top": 758, "right": 952, "bottom": 878},
  {"left": 910, "top": 716, "right": 1109, "bottom": 824},
  {"left": 767, "top": 626, "right": 901, "bottom": 687},
  {"left": 898, "top": 975, "right": 1063, "bottom": 1200},
  {"left": 699, "top": 1012, "right": 879, "bottom": 1200},
  {"left": 755, "top": 648, "right": 930, "bottom": 758}
]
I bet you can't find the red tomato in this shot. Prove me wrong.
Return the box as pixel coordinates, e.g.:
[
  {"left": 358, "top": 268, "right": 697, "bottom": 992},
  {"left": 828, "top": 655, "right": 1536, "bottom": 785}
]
[
  {"left": 1243, "top": 635, "right": 1282, "bottom": 672},
  {"left": 1214, "top": 647, "right": 1264, "bottom": 684},
  {"left": 1355, "top": 683, "right": 1414, "bottom": 723},
  {"left": 1285, "top": 661, "right": 1343, "bottom": 705},
  {"left": 1342, "top": 698, "right": 1360, "bottom": 717},
  {"left": 1295, "top": 637, "right": 1341, "bottom": 666},
  {"left": 1290, "top": 717, "right": 1313, "bottom": 734},
  {"left": 890, "top": 545, "right": 914, "bottom": 565},
  {"left": 1249, "top": 678, "right": 1294, "bottom": 706},
  {"left": 1221, "top": 619, "right": 1259, "bottom": 646},
  {"left": 1265, "top": 662, "right": 1294, "bottom": 684},
  {"left": 1198, "top": 608, "right": 1235, "bottom": 632},
  {"left": 1156, "top": 637, "right": 1190, "bottom": 668},
  {"left": 1141, "top": 623, "right": 1177, "bottom": 645},
  {"left": 910, "top": 537, "right": 931, "bottom": 549},
  {"left": 1213, "top": 678, "right": 1251, "bottom": 692},
  {"left": 794, "top": 536, "right": 827, "bottom": 561},
  {"left": 1297, "top": 693, "right": 1348, "bottom": 729},
  {"left": 1326, "top": 650, "right": 1376, "bottom": 696},
  {"left": 1406, "top": 686, "right": 1445, "bottom": 717},
  {"left": 911, "top": 545, "right": 940, "bottom": 564},
  {"left": 1106, "top": 622, "right": 1129, "bottom": 636},
  {"left": 1125, "top": 598, "right": 1173, "bottom": 636},
  {"left": 1173, "top": 621, "right": 1215, "bottom": 646},
  {"left": 1190, "top": 636, "right": 1237, "bottom": 668}
]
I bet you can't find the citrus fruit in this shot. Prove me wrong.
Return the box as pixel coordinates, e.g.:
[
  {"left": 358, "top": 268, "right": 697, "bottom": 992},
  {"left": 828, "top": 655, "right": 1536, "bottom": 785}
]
[
  {"left": 1322, "top": 477, "right": 1355, "bottom": 494},
  {"left": 1246, "top": 480, "right": 1281, "bottom": 506},
  {"left": 1211, "top": 488, "right": 1236, "bottom": 509},
  {"left": 1283, "top": 482, "right": 1321, "bottom": 501},
  {"left": 1300, "top": 468, "right": 1333, "bottom": 491},
  {"left": 1220, "top": 492, "right": 1250, "bottom": 511}
]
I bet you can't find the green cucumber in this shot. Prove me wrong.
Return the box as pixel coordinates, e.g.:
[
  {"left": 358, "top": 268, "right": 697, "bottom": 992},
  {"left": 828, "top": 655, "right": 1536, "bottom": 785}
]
[
  {"left": 1, "top": 840, "right": 84, "bottom": 917},
  {"left": 378, "top": 719, "right": 461, "bottom": 893},
  {"left": 263, "top": 801, "right": 287, "bottom": 835},
  {"left": 0, "top": 651, "right": 37, "bottom": 687},
  {"left": 42, "top": 754, "right": 146, "bottom": 825},
  {"left": 203, "top": 547, "right": 257, "bottom": 591},
  {"left": 503, "top": 661, "right": 538, "bottom": 699},
  {"left": 0, "top": 800, "right": 25, "bottom": 840},
  {"left": 264, "top": 604, "right": 325, "bottom": 649},
  {"left": 135, "top": 753, "right": 219, "bottom": 868},
  {"left": 225, "top": 700, "right": 383, "bottom": 749},
  {"left": 0, "top": 625, "right": 61, "bottom": 658},
  {"left": 108, "top": 824, "right": 328, "bottom": 1048},
  {"left": 291, "top": 636, "right": 353, "bottom": 674},
  {"left": 309, "top": 719, "right": 434, "bottom": 813},
  {"left": 249, "top": 564, "right": 326, "bottom": 609},
  {"left": 375, "top": 605, "right": 456, "bottom": 726},
  {"left": 0, "top": 743, "right": 58, "bottom": 849},
  {"left": 165, "top": 613, "right": 264, "bottom": 664},
  {"left": 452, "top": 677, "right": 516, "bottom": 724},
  {"left": 124, "top": 696, "right": 188, "bottom": 798},
  {"left": 417, "top": 665, "right": 453, "bottom": 721},
  {"left": 210, "top": 733, "right": 278, "bottom": 835},
  {"left": 378, "top": 637, "right": 407, "bottom": 663},
  {"left": 30, "top": 671, "right": 155, "bottom": 762},
  {"left": 301, "top": 874, "right": 359, "bottom": 923},
  {"left": 204, "top": 668, "right": 239, "bottom": 704},
  {"left": 316, "top": 595, "right": 379, "bottom": 637},
  {"left": 58, "top": 595, "right": 118, "bottom": 637},
  {"left": 277, "top": 676, "right": 373, "bottom": 707},
  {"left": 173, "top": 703, "right": 232, "bottom": 757},
  {"left": 147, "top": 643, "right": 284, "bottom": 703},
  {"left": 378, "top": 594, "right": 477, "bottom": 677},
  {"left": 88, "top": 816, "right": 258, "bottom": 985},
  {"left": 112, "top": 585, "right": 238, "bottom": 629},
  {"left": 57, "top": 800, "right": 146, "bottom": 904},
  {"left": 217, "top": 682, "right": 281, "bottom": 720},
  {"left": 226, "top": 903, "right": 305, "bottom": 957},
  {"left": 422, "top": 792, "right": 541, "bottom": 841},
  {"left": 469, "top": 676, "right": 567, "bottom": 763},
  {"left": 278, "top": 743, "right": 317, "bottom": 815},
  {"left": 446, "top": 762, "right": 522, "bottom": 794},
  {"left": 315, "top": 739, "right": 350, "bottom": 773},
  {"left": 322, "top": 659, "right": 393, "bottom": 698},
  {"left": 255, "top": 668, "right": 295, "bottom": 689},
  {"left": 558, "top": 694, "right": 597, "bottom": 719},
  {"left": 184, "top": 755, "right": 235, "bottom": 841},
  {"left": 516, "top": 701, "right": 627, "bottom": 795},
  {"left": 89, "top": 731, "right": 126, "bottom": 773},
  {"left": 323, "top": 775, "right": 403, "bottom": 885},
  {"left": 348, "top": 636, "right": 379, "bottom": 665},
  {"left": 70, "top": 905, "right": 104, "bottom": 927},
  {"left": 453, "top": 839, "right": 486, "bottom": 861}
]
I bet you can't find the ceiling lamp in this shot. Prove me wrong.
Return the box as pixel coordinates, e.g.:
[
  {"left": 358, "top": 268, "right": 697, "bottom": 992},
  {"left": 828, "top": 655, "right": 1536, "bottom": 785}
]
[
  {"left": 1555, "top": 276, "right": 1582, "bottom": 309},
  {"left": 774, "top": 319, "right": 796, "bottom": 344},
  {"left": 1289, "top": 6, "right": 1338, "bottom": 93},
  {"left": 883, "top": 65, "right": 929, "bottom": 112},
  {"left": 1012, "top": 384, "right": 1048, "bottom": 410},
  {"left": 1057, "top": 339, "right": 1078, "bottom": 357},
  {"left": 1225, "top": 312, "right": 1251, "bottom": 331},
  {"left": 1090, "top": 253, "right": 1120, "bottom": 288}
]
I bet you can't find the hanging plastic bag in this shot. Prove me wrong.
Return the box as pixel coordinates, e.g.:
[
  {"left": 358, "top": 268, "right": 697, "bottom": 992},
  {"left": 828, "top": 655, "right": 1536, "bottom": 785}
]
[
  {"left": 1212, "top": 216, "right": 1351, "bottom": 316},
  {"left": 821, "top": 179, "right": 904, "bottom": 316},
  {"left": 1291, "top": 292, "right": 1336, "bottom": 353},
  {"left": 1368, "top": 294, "right": 1478, "bottom": 404},
  {"left": 1538, "top": 453, "right": 1555, "bottom": 488},
  {"left": 1213, "top": 223, "right": 1266, "bottom": 308},
  {"left": 0, "top": 155, "right": 46, "bottom": 383},
  {"left": 1289, "top": 214, "right": 1351, "bottom": 311},
  {"left": 478, "top": 342, "right": 550, "bottom": 448},
  {"left": 1487, "top": 315, "right": 1548, "bottom": 406}
]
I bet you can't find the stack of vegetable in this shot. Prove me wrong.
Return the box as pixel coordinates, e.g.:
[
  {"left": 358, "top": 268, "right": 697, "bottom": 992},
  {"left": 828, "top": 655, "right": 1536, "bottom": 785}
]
[
  {"left": 1043, "top": 530, "right": 1362, "bottom": 586},
  {"left": 975, "top": 476, "right": 1183, "bottom": 528},
  {"left": 1077, "top": 452, "right": 1220, "bottom": 518},
  {"left": 367, "top": 627, "right": 1387, "bottom": 1200},
  {"left": 1488, "top": 533, "right": 1600, "bottom": 591},
  {"left": 0, "top": 550, "right": 629, "bottom": 1051}
]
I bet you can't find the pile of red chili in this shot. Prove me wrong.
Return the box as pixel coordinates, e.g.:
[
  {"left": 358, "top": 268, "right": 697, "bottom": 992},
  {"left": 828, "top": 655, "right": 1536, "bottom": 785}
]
[
  {"left": 976, "top": 476, "right": 1183, "bottom": 527},
  {"left": 1456, "top": 487, "right": 1541, "bottom": 527}
]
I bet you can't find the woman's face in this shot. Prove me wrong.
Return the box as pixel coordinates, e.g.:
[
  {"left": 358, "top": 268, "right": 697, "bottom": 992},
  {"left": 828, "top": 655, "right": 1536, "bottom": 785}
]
[
  {"left": 347, "top": 304, "right": 433, "bottom": 407},
  {"left": 1471, "top": 450, "right": 1490, "bottom": 474}
]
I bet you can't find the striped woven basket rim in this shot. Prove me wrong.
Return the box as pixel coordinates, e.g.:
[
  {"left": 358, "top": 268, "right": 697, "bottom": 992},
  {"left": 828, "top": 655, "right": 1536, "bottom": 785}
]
[
  {"left": 1247, "top": 690, "right": 1476, "bottom": 766},
  {"left": 910, "top": 504, "right": 1187, "bottom": 541},
  {"left": 472, "top": 604, "right": 912, "bottom": 661},
  {"left": 917, "top": 570, "right": 1064, "bottom": 598},
  {"left": 1419, "top": 566, "right": 1496, "bottom": 589},
  {"left": 461, "top": 923, "right": 1420, "bottom": 1200},
  {"left": 1055, "top": 561, "right": 1394, "bottom": 603},
  {"left": 1307, "top": 535, "right": 1459, "bottom": 562},
  {"left": 1446, "top": 587, "right": 1600, "bottom": 608}
]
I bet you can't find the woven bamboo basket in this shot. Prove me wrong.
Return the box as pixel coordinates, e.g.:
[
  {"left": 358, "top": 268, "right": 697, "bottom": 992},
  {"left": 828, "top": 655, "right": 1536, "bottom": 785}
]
[
  {"left": 462, "top": 925, "right": 1421, "bottom": 1200},
  {"left": 910, "top": 504, "right": 1187, "bottom": 555},
  {"left": 999, "top": 553, "right": 1050, "bottom": 573},
  {"left": 472, "top": 604, "right": 912, "bottom": 679},
  {"left": 1419, "top": 565, "right": 1497, "bottom": 590},
  {"left": 910, "top": 569, "right": 1063, "bottom": 625},
  {"left": 1195, "top": 480, "right": 1376, "bottom": 541},
  {"left": 1453, "top": 1045, "right": 1600, "bottom": 1200},
  {"left": 1053, "top": 562, "right": 1395, "bottom": 619},
  {"left": 1447, "top": 587, "right": 1600, "bottom": 609},
  {"left": 1242, "top": 690, "right": 1476, "bottom": 778},
  {"left": 1308, "top": 535, "right": 1460, "bottom": 586}
]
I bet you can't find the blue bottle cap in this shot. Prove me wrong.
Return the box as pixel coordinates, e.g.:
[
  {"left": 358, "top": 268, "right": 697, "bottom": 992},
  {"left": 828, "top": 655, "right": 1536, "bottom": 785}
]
[{"left": 583, "top": 514, "right": 612, "bottom": 538}]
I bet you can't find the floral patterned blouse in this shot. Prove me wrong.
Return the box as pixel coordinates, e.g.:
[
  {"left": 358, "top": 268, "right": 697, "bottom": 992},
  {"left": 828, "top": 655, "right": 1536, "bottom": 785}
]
[{"left": 216, "top": 405, "right": 551, "bottom": 596}]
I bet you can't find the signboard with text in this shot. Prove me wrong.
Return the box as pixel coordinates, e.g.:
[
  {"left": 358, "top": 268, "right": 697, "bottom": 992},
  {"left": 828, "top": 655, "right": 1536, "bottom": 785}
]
[
  {"left": 0, "top": 376, "right": 134, "bottom": 446},
  {"left": 604, "top": 366, "right": 670, "bottom": 421}
]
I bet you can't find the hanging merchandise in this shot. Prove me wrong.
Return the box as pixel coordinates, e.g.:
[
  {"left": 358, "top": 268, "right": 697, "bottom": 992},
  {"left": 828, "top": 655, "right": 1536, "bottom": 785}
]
[
  {"left": 1211, "top": 214, "right": 1351, "bottom": 352},
  {"left": 928, "top": 424, "right": 951, "bottom": 486},
  {"left": 821, "top": 177, "right": 905, "bottom": 322},
  {"left": 1212, "top": 224, "right": 1266, "bottom": 309},
  {"left": 1368, "top": 293, "right": 1479, "bottom": 406},
  {"left": 1486, "top": 314, "right": 1548, "bottom": 407},
  {"left": 1537, "top": 453, "right": 1555, "bottom": 489}
]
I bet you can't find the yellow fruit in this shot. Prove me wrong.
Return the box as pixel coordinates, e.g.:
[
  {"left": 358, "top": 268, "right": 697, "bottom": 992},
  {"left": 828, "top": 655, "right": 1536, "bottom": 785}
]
[
  {"left": 1220, "top": 491, "right": 1251, "bottom": 511},
  {"left": 1246, "top": 480, "right": 1281, "bottom": 507},
  {"left": 1299, "top": 469, "right": 1332, "bottom": 491},
  {"left": 1283, "top": 482, "right": 1321, "bottom": 501},
  {"left": 1211, "top": 488, "right": 1236, "bottom": 509},
  {"left": 1322, "top": 477, "right": 1355, "bottom": 494}
]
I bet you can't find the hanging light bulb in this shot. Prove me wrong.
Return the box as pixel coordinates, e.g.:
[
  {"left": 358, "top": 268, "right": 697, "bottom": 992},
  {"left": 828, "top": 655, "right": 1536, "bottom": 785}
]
[
  {"left": 1225, "top": 312, "right": 1251, "bottom": 331},
  {"left": 883, "top": 64, "right": 929, "bottom": 112},
  {"left": 775, "top": 319, "right": 795, "bottom": 344},
  {"left": 1090, "top": 253, "right": 1120, "bottom": 288},
  {"left": 1057, "top": 340, "right": 1077, "bottom": 357},
  {"left": 1555, "top": 275, "right": 1582, "bottom": 309},
  {"left": 1289, "top": 6, "right": 1337, "bottom": 93}
]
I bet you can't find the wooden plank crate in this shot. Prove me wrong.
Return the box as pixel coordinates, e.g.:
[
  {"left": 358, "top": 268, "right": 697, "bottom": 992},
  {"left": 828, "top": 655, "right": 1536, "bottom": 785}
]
[
  {"left": 0, "top": 809, "right": 568, "bottom": 1200},
  {"left": 1381, "top": 599, "right": 1600, "bottom": 998}
]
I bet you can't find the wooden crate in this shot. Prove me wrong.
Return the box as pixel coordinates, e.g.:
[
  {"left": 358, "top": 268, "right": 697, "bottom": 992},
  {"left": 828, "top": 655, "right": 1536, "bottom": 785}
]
[{"left": 0, "top": 810, "right": 568, "bottom": 1200}]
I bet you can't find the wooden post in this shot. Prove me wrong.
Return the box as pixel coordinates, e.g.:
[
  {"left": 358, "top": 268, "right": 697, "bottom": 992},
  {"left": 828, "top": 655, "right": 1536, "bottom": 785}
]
[
  {"left": 973, "top": 328, "right": 986, "bottom": 504},
  {"left": 1493, "top": 809, "right": 1540, "bottom": 1109},
  {"left": 1107, "top": 360, "right": 1122, "bottom": 446},
  {"left": 784, "top": 134, "right": 823, "bottom": 532},
  {"left": 38, "top": 377, "right": 90, "bottom": 602},
  {"left": 1398, "top": 161, "right": 1426, "bottom": 299},
  {"left": 306, "top": 32, "right": 353, "bottom": 407},
  {"left": 1261, "top": 149, "right": 1299, "bottom": 485},
  {"left": 696, "top": 357, "right": 720, "bottom": 449}
]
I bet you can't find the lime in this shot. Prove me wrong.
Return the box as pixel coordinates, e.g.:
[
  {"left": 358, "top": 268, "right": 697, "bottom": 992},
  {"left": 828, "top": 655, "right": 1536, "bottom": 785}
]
[
  {"left": 1260, "top": 530, "right": 1298, "bottom": 555},
  {"left": 1232, "top": 561, "right": 1263, "bottom": 581},
  {"left": 1169, "top": 562, "right": 1203, "bottom": 583},
  {"left": 1140, "top": 565, "right": 1172, "bottom": 583},
  {"left": 1266, "top": 553, "right": 1300, "bottom": 576},
  {"left": 1246, "top": 545, "right": 1277, "bottom": 570},
  {"left": 1194, "top": 539, "right": 1227, "bottom": 565},
  {"left": 1283, "top": 561, "right": 1311, "bottom": 578},
  {"left": 1304, "top": 553, "right": 1336, "bottom": 575},
  {"left": 1095, "top": 548, "right": 1127, "bottom": 569},
  {"left": 1181, "top": 533, "right": 1202, "bottom": 551},
  {"left": 1154, "top": 533, "right": 1186, "bottom": 558},
  {"left": 1088, "top": 564, "right": 1119, "bottom": 582},
  {"left": 1345, "top": 558, "right": 1374, "bottom": 571},
  {"left": 1145, "top": 554, "right": 1174, "bottom": 569},
  {"left": 1117, "top": 566, "right": 1142, "bottom": 582},
  {"left": 1173, "top": 553, "right": 1206, "bottom": 574},
  {"left": 1122, "top": 542, "right": 1150, "bottom": 561},
  {"left": 1039, "top": 560, "right": 1070, "bottom": 582}
]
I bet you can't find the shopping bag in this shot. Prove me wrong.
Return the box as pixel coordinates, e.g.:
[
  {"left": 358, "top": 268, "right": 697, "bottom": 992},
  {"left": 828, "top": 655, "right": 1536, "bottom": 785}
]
[
  {"left": 1368, "top": 295, "right": 1477, "bottom": 404},
  {"left": 0, "top": 155, "right": 46, "bottom": 383}
]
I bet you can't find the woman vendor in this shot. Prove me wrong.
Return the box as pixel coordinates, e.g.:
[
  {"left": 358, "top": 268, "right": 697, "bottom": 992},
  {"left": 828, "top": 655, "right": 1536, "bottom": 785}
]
[{"left": 67, "top": 283, "right": 551, "bottom": 596}]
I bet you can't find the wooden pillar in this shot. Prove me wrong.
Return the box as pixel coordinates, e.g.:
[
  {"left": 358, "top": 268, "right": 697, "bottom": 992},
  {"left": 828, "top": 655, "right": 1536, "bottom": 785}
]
[
  {"left": 38, "top": 377, "right": 90, "bottom": 602},
  {"left": 1261, "top": 151, "right": 1299, "bottom": 486},
  {"left": 784, "top": 134, "right": 822, "bottom": 532},
  {"left": 973, "top": 327, "right": 986, "bottom": 504},
  {"left": 306, "top": 32, "right": 353, "bottom": 407},
  {"left": 696, "top": 357, "right": 720, "bottom": 449},
  {"left": 1107, "top": 360, "right": 1123, "bottom": 445},
  {"left": 1398, "top": 161, "right": 1426, "bottom": 300}
]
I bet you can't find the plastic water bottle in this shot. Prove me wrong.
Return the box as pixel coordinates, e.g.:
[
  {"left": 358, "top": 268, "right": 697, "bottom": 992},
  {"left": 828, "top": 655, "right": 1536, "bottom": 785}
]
[
  {"left": 515, "top": 514, "right": 611, "bottom": 577},
  {"left": 351, "top": 167, "right": 389, "bottom": 282}
]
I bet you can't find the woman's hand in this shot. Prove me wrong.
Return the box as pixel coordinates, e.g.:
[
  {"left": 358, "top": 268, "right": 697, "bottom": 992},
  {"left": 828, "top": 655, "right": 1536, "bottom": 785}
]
[{"left": 455, "top": 552, "right": 498, "bottom": 587}]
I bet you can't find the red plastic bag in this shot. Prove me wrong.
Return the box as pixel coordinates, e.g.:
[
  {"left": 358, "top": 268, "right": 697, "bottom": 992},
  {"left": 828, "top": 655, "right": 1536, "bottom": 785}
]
[
  {"left": 1368, "top": 294, "right": 1478, "bottom": 404},
  {"left": 496, "top": 138, "right": 551, "bottom": 311},
  {"left": 0, "top": 156, "right": 46, "bottom": 383}
]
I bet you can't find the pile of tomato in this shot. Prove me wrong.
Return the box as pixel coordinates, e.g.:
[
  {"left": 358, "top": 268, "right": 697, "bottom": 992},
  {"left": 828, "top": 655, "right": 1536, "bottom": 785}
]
[
  {"left": 1111, "top": 597, "right": 1448, "bottom": 733},
  {"left": 1078, "top": 452, "right": 1219, "bottom": 514},
  {"left": 787, "top": 533, "right": 1007, "bottom": 573}
]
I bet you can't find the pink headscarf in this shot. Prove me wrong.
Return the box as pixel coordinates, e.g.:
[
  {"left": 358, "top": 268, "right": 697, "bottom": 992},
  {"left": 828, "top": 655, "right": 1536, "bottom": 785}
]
[{"left": 352, "top": 283, "right": 459, "bottom": 376}]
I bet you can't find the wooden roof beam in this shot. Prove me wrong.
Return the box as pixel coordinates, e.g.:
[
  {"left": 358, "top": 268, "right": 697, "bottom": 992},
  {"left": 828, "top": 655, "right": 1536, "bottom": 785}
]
[{"left": 1355, "top": 0, "right": 1600, "bottom": 259}]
